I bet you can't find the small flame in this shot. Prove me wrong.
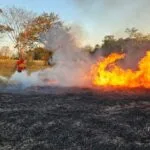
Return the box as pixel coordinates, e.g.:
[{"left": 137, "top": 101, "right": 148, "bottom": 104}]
[
  {"left": 91, "top": 51, "right": 150, "bottom": 88},
  {"left": 42, "top": 79, "right": 59, "bottom": 85}
]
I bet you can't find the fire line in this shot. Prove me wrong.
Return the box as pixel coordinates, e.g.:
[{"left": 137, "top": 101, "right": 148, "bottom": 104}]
[{"left": 90, "top": 51, "right": 150, "bottom": 88}]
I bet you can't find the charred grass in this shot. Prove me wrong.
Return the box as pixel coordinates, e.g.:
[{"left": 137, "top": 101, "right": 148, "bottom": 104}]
[{"left": 0, "top": 87, "right": 150, "bottom": 149}]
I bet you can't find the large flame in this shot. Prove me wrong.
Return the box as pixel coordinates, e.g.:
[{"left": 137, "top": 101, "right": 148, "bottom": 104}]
[{"left": 91, "top": 51, "right": 150, "bottom": 88}]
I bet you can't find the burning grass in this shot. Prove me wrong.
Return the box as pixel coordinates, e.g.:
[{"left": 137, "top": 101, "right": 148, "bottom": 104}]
[{"left": 91, "top": 51, "right": 150, "bottom": 88}]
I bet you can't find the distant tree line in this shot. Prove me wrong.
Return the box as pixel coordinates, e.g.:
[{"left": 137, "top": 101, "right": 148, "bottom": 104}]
[
  {"left": 83, "top": 27, "right": 150, "bottom": 57},
  {"left": 1, "top": 6, "right": 150, "bottom": 64}
]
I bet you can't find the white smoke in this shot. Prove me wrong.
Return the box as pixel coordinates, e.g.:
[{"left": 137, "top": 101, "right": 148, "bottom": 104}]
[
  {"left": 7, "top": 24, "right": 93, "bottom": 89},
  {"left": 39, "top": 24, "right": 92, "bottom": 87},
  {"left": 9, "top": 71, "right": 42, "bottom": 88}
]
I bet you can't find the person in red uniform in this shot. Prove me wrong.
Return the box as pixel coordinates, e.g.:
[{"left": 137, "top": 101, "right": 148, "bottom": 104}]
[{"left": 16, "top": 57, "right": 26, "bottom": 72}]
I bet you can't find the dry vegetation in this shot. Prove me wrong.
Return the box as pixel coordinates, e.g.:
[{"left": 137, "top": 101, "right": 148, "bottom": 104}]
[
  {"left": 0, "top": 59, "right": 49, "bottom": 77},
  {"left": 0, "top": 59, "right": 16, "bottom": 77}
]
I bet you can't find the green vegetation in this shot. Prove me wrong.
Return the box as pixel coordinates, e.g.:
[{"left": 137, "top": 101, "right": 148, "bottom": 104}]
[{"left": 27, "top": 47, "right": 53, "bottom": 61}]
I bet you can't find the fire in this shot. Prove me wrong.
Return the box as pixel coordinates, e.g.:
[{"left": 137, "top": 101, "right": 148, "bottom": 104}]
[
  {"left": 91, "top": 51, "right": 150, "bottom": 88},
  {"left": 42, "top": 78, "right": 59, "bottom": 85}
]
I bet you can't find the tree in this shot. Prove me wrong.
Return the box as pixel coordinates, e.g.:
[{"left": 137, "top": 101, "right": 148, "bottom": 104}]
[
  {"left": 17, "top": 12, "right": 61, "bottom": 51},
  {"left": 0, "top": 46, "right": 11, "bottom": 58},
  {"left": 101, "top": 35, "right": 124, "bottom": 56},
  {"left": 34, "top": 47, "right": 52, "bottom": 60},
  {"left": 94, "top": 44, "right": 101, "bottom": 51},
  {"left": 0, "top": 7, "right": 61, "bottom": 60},
  {"left": 125, "top": 27, "right": 150, "bottom": 46},
  {"left": 0, "top": 6, "right": 35, "bottom": 53},
  {"left": 26, "top": 47, "right": 53, "bottom": 64},
  {"left": 0, "top": 9, "right": 12, "bottom": 34},
  {"left": 0, "top": 24, "right": 13, "bottom": 33},
  {"left": 83, "top": 45, "right": 93, "bottom": 52},
  {"left": 125, "top": 27, "right": 138, "bottom": 38},
  {"left": 90, "top": 44, "right": 101, "bottom": 54},
  {"left": 101, "top": 35, "right": 116, "bottom": 49}
]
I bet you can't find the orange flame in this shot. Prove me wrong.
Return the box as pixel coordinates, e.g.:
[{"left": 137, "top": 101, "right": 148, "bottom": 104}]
[{"left": 91, "top": 51, "right": 150, "bottom": 88}]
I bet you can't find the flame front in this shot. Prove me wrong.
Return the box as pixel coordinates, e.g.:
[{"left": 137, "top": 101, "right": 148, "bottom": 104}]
[{"left": 91, "top": 51, "right": 150, "bottom": 88}]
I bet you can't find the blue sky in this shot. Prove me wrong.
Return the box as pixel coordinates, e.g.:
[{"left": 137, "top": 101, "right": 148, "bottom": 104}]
[
  {"left": 0, "top": 0, "right": 78, "bottom": 21},
  {"left": 1, "top": 0, "right": 150, "bottom": 46}
]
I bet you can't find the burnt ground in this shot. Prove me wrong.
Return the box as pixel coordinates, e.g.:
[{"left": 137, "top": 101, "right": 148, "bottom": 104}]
[{"left": 0, "top": 87, "right": 150, "bottom": 150}]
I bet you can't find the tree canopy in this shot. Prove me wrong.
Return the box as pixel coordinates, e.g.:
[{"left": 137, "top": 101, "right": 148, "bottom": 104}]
[
  {"left": 0, "top": 6, "right": 60, "bottom": 59},
  {"left": 17, "top": 12, "right": 61, "bottom": 50}
]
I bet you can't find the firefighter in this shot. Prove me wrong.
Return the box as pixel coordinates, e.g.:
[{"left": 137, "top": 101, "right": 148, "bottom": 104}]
[
  {"left": 16, "top": 57, "right": 26, "bottom": 72},
  {"left": 15, "top": 48, "right": 27, "bottom": 73}
]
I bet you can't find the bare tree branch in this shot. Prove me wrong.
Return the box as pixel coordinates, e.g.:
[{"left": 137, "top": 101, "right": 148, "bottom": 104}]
[{"left": 0, "top": 6, "right": 35, "bottom": 51}]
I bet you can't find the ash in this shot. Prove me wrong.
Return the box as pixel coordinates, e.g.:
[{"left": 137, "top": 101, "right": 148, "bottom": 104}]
[{"left": 0, "top": 87, "right": 150, "bottom": 150}]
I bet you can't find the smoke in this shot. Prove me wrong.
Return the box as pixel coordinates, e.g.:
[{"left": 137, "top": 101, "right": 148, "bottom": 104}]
[
  {"left": 7, "top": 24, "right": 93, "bottom": 89},
  {"left": 71, "top": 0, "right": 150, "bottom": 40},
  {"left": 5, "top": 0, "right": 150, "bottom": 90},
  {"left": 68, "top": 0, "right": 150, "bottom": 70},
  {"left": 121, "top": 40, "right": 150, "bottom": 69},
  {"left": 72, "top": 0, "right": 150, "bottom": 24},
  {"left": 39, "top": 24, "right": 92, "bottom": 87},
  {"left": 9, "top": 71, "right": 43, "bottom": 88}
]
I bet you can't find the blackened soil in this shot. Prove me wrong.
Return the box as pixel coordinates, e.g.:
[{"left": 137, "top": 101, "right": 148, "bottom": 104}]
[{"left": 0, "top": 87, "right": 150, "bottom": 150}]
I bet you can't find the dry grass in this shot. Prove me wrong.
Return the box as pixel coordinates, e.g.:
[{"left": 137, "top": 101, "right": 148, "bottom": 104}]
[
  {"left": 0, "top": 59, "right": 49, "bottom": 77},
  {"left": 0, "top": 59, "right": 16, "bottom": 77}
]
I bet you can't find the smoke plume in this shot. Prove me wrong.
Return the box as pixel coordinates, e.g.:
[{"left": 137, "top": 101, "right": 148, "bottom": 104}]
[
  {"left": 6, "top": 0, "right": 150, "bottom": 89},
  {"left": 8, "top": 24, "right": 93, "bottom": 89},
  {"left": 40, "top": 24, "right": 92, "bottom": 87},
  {"left": 71, "top": 0, "right": 150, "bottom": 42},
  {"left": 72, "top": 0, "right": 150, "bottom": 26}
]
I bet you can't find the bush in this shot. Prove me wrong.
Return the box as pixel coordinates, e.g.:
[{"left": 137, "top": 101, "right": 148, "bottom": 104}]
[{"left": 26, "top": 47, "right": 53, "bottom": 61}]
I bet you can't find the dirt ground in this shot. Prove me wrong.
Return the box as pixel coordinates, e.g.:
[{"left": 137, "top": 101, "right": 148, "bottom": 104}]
[{"left": 0, "top": 87, "right": 150, "bottom": 150}]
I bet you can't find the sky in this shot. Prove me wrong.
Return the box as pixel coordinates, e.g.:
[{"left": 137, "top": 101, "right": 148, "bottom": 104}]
[{"left": 1, "top": 0, "right": 150, "bottom": 46}]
